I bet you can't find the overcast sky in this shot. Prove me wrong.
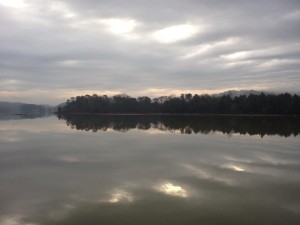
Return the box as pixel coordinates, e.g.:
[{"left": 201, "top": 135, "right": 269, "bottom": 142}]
[{"left": 0, "top": 0, "right": 299, "bottom": 104}]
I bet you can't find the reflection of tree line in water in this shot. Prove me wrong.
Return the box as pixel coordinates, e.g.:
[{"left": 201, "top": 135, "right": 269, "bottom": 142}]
[{"left": 58, "top": 115, "right": 300, "bottom": 137}]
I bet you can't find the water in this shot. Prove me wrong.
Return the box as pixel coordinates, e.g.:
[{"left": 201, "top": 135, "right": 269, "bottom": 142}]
[{"left": 0, "top": 115, "right": 299, "bottom": 225}]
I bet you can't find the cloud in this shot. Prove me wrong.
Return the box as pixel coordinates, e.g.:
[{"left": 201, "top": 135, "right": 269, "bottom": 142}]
[
  {"left": 152, "top": 24, "right": 198, "bottom": 43},
  {"left": 100, "top": 18, "right": 137, "bottom": 34},
  {"left": 0, "top": 0, "right": 26, "bottom": 8},
  {"left": 0, "top": 0, "right": 299, "bottom": 104}
]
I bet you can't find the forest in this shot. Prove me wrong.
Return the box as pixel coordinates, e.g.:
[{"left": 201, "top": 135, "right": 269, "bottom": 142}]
[{"left": 57, "top": 92, "right": 300, "bottom": 115}]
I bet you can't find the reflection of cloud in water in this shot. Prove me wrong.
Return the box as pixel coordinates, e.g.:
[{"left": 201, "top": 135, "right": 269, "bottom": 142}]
[
  {"left": 0, "top": 116, "right": 71, "bottom": 133},
  {"left": 0, "top": 215, "right": 37, "bottom": 225},
  {"left": 157, "top": 182, "right": 187, "bottom": 198},
  {"left": 224, "top": 165, "right": 245, "bottom": 172},
  {"left": 142, "top": 128, "right": 180, "bottom": 135},
  {"left": 282, "top": 204, "right": 300, "bottom": 214},
  {"left": 0, "top": 133, "right": 22, "bottom": 143},
  {"left": 59, "top": 156, "right": 81, "bottom": 163},
  {"left": 182, "top": 164, "right": 237, "bottom": 186},
  {"left": 108, "top": 190, "right": 133, "bottom": 203}
]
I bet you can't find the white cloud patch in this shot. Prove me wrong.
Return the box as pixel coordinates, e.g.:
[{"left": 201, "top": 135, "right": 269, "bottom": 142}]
[
  {"left": 100, "top": 18, "right": 137, "bottom": 34},
  {"left": 0, "top": 0, "right": 26, "bottom": 8},
  {"left": 222, "top": 51, "right": 249, "bottom": 60},
  {"left": 258, "top": 59, "right": 299, "bottom": 68},
  {"left": 152, "top": 24, "right": 198, "bottom": 43},
  {"left": 182, "top": 37, "right": 240, "bottom": 59},
  {"left": 50, "top": 1, "right": 76, "bottom": 18}
]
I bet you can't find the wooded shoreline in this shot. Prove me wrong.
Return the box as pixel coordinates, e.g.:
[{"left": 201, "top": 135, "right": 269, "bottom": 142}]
[
  {"left": 57, "top": 92, "right": 300, "bottom": 115},
  {"left": 57, "top": 112, "right": 300, "bottom": 116}
]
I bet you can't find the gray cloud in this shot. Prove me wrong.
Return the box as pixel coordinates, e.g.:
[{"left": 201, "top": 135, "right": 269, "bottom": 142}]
[{"left": 0, "top": 0, "right": 299, "bottom": 104}]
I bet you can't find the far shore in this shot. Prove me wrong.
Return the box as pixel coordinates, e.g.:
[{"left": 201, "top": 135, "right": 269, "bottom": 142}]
[
  {"left": 57, "top": 113, "right": 300, "bottom": 117},
  {"left": 1, "top": 113, "right": 299, "bottom": 117}
]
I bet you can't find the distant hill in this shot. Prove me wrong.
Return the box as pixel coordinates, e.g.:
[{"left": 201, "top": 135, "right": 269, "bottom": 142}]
[
  {"left": 0, "top": 102, "right": 23, "bottom": 114},
  {"left": 0, "top": 102, "right": 54, "bottom": 115}
]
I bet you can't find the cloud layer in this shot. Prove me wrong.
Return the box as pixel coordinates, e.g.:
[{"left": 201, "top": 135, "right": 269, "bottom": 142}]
[{"left": 0, "top": 0, "right": 299, "bottom": 104}]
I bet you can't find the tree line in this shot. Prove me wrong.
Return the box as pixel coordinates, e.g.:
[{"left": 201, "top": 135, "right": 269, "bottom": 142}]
[{"left": 57, "top": 93, "right": 300, "bottom": 115}]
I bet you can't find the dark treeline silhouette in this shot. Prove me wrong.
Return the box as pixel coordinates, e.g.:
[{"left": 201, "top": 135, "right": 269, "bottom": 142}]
[
  {"left": 58, "top": 93, "right": 300, "bottom": 115},
  {"left": 58, "top": 114, "right": 300, "bottom": 137}
]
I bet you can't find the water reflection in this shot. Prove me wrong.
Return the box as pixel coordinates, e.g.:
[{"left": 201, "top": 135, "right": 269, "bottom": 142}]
[
  {"left": 0, "top": 116, "right": 299, "bottom": 225},
  {"left": 0, "top": 114, "right": 51, "bottom": 121},
  {"left": 108, "top": 190, "right": 133, "bottom": 203},
  {"left": 157, "top": 182, "right": 188, "bottom": 198},
  {"left": 59, "top": 114, "right": 300, "bottom": 137}
]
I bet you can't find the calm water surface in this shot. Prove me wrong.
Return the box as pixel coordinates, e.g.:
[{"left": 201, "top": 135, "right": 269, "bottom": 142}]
[{"left": 0, "top": 115, "right": 300, "bottom": 225}]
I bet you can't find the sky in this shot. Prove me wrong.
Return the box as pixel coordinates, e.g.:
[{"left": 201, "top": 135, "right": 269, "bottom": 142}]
[{"left": 0, "top": 0, "right": 299, "bottom": 105}]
